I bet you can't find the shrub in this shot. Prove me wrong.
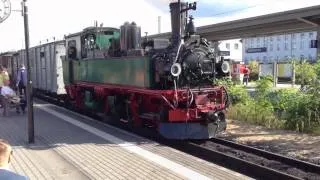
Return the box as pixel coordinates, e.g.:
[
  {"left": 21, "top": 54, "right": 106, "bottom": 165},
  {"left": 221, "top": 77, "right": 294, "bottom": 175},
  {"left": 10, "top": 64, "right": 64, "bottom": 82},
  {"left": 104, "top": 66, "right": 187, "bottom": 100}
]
[
  {"left": 255, "top": 75, "right": 273, "bottom": 98},
  {"left": 295, "top": 60, "right": 317, "bottom": 88},
  {"left": 223, "top": 61, "right": 320, "bottom": 134},
  {"left": 248, "top": 60, "right": 259, "bottom": 81},
  {"left": 313, "top": 59, "right": 320, "bottom": 79},
  {"left": 267, "top": 88, "right": 298, "bottom": 112},
  {"left": 215, "top": 77, "right": 250, "bottom": 105}
]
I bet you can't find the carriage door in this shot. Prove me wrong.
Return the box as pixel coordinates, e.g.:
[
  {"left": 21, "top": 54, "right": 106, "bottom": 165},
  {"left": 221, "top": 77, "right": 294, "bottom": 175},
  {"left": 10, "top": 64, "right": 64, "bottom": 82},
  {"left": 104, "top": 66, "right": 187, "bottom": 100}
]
[{"left": 40, "top": 46, "right": 47, "bottom": 91}]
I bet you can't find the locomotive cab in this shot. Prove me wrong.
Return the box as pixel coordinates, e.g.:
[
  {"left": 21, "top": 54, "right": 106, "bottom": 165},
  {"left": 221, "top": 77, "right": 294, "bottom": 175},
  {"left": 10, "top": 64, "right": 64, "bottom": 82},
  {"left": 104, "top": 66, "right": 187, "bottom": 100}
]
[{"left": 80, "top": 27, "right": 120, "bottom": 59}]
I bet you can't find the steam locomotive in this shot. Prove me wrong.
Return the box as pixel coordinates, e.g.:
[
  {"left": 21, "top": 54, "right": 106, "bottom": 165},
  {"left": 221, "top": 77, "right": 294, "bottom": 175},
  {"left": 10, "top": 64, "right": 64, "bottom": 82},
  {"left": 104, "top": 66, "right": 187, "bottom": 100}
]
[{"left": 1, "top": 1, "right": 230, "bottom": 139}]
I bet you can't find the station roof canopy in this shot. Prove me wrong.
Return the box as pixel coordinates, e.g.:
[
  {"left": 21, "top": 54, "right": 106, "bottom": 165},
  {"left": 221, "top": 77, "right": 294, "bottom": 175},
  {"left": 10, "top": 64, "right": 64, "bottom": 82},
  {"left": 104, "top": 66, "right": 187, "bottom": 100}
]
[{"left": 149, "top": 5, "right": 320, "bottom": 41}]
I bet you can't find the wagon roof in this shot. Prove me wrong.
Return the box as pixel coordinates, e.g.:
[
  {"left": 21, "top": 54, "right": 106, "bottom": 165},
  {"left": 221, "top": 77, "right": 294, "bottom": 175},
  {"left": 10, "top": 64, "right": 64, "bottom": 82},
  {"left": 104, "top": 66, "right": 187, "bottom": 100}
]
[
  {"left": 0, "top": 51, "right": 16, "bottom": 56},
  {"left": 65, "top": 26, "right": 119, "bottom": 38}
]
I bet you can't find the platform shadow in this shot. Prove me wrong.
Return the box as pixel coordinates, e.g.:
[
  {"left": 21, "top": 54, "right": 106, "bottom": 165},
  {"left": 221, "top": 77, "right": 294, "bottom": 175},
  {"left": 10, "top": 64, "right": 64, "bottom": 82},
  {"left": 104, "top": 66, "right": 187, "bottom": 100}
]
[{"left": 0, "top": 105, "right": 163, "bottom": 152}]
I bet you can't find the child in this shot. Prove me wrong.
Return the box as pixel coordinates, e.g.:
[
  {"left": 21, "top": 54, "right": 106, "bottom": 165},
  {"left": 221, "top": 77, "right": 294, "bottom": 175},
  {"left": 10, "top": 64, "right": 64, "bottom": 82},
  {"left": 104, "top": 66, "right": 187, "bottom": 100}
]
[{"left": 1, "top": 80, "right": 26, "bottom": 116}]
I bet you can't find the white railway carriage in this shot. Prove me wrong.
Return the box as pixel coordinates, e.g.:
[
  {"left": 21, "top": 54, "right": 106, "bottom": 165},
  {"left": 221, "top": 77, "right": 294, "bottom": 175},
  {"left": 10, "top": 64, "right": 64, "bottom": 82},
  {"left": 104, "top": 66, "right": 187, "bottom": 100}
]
[
  {"left": 16, "top": 40, "right": 67, "bottom": 95},
  {"left": 36, "top": 40, "right": 66, "bottom": 95},
  {"left": 29, "top": 47, "right": 37, "bottom": 89}
]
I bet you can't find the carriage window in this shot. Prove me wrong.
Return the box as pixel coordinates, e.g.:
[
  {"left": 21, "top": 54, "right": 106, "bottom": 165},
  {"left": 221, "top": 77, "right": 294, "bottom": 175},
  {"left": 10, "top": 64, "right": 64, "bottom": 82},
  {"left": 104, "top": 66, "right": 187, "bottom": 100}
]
[
  {"left": 67, "top": 40, "right": 77, "bottom": 60},
  {"left": 84, "top": 34, "right": 96, "bottom": 50},
  {"left": 68, "top": 40, "right": 76, "bottom": 47}
]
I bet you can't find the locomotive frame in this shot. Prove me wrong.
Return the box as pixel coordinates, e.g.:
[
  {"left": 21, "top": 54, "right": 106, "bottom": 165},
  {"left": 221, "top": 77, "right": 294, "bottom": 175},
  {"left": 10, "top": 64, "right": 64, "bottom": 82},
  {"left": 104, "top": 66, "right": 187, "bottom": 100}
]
[{"left": 0, "top": 1, "right": 231, "bottom": 140}]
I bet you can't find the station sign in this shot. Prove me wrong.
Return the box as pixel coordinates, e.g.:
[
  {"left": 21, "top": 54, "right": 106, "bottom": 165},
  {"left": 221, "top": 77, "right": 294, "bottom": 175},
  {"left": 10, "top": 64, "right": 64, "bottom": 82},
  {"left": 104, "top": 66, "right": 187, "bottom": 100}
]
[
  {"left": 246, "top": 47, "right": 267, "bottom": 53},
  {"left": 218, "top": 51, "right": 230, "bottom": 56}
]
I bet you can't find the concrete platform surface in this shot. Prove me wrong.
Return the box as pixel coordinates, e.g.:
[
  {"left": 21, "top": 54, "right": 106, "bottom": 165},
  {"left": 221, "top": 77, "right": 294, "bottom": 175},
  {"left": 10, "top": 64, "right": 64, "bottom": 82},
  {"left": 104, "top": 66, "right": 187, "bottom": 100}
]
[{"left": 0, "top": 100, "right": 252, "bottom": 180}]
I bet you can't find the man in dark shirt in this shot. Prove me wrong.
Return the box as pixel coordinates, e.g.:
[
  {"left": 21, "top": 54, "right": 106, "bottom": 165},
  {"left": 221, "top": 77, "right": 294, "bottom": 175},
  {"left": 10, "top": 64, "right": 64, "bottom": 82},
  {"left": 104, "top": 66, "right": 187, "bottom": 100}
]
[
  {"left": 0, "top": 139, "right": 28, "bottom": 180},
  {"left": 16, "top": 65, "right": 27, "bottom": 98}
]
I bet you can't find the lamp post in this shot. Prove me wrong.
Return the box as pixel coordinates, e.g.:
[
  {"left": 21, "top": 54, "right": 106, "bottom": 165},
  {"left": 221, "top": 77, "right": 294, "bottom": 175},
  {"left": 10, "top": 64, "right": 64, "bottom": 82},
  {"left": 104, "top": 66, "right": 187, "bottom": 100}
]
[
  {"left": 292, "top": 58, "right": 295, "bottom": 88},
  {"left": 22, "top": 0, "right": 34, "bottom": 144}
]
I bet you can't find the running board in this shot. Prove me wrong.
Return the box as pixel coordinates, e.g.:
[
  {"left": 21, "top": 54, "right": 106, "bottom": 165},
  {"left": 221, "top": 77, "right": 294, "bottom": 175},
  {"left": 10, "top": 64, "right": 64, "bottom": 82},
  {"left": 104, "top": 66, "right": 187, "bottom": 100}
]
[{"left": 139, "top": 113, "right": 159, "bottom": 121}]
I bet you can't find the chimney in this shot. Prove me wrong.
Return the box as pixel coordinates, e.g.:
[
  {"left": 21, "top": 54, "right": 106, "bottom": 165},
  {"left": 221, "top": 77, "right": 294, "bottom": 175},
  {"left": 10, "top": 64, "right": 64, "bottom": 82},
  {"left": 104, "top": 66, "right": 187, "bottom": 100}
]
[
  {"left": 158, "top": 16, "right": 161, "bottom": 34},
  {"left": 169, "top": 1, "right": 187, "bottom": 46}
]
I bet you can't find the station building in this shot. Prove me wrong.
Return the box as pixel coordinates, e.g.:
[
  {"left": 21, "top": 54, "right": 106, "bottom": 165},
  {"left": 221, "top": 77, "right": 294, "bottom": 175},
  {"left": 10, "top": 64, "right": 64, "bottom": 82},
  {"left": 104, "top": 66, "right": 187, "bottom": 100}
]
[
  {"left": 242, "top": 31, "right": 318, "bottom": 63},
  {"left": 218, "top": 39, "right": 243, "bottom": 62}
]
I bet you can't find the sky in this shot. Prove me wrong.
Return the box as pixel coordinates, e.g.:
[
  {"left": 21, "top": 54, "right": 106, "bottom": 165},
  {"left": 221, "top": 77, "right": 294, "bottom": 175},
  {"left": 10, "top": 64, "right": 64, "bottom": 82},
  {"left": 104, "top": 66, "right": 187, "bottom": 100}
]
[{"left": 1, "top": 0, "right": 320, "bottom": 52}]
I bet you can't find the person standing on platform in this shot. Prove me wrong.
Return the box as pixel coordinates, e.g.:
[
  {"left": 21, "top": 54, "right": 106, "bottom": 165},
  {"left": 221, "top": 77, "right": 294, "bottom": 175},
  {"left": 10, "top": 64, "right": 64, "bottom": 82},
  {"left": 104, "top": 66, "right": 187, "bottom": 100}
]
[
  {"left": 0, "top": 65, "right": 10, "bottom": 90},
  {"left": 0, "top": 65, "right": 10, "bottom": 108},
  {"left": 1, "top": 66, "right": 9, "bottom": 81},
  {"left": 16, "top": 65, "right": 27, "bottom": 98},
  {"left": 243, "top": 66, "right": 250, "bottom": 86},
  {"left": 0, "top": 139, "right": 29, "bottom": 180}
]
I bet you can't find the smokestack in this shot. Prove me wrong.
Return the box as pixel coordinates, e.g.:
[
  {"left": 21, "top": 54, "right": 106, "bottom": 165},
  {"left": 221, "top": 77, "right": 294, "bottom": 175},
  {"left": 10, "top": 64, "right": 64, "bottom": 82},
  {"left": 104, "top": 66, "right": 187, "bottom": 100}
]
[
  {"left": 158, "top": 16, "right": 161, "bottom": 34},
  {"left": 169, "top": 1, "right": 187, "bottom": 46}
]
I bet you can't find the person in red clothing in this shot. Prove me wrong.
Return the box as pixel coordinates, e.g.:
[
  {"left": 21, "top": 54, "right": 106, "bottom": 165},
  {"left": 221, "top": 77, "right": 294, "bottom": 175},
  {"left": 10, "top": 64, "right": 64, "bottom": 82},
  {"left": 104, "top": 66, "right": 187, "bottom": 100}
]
[{"left": 243, "top": 66, "right": 250, "bottom": 86}]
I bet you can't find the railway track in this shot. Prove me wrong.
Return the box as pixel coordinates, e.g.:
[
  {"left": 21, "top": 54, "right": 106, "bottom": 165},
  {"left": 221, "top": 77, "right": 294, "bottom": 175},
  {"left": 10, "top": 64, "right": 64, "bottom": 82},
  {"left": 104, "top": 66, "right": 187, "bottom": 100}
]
[
  {"left": 187, "top": 139, "right": 320, "bottom": 180},
  {"left": 35, "top": 93, "right": 320, "bottom": 180}
]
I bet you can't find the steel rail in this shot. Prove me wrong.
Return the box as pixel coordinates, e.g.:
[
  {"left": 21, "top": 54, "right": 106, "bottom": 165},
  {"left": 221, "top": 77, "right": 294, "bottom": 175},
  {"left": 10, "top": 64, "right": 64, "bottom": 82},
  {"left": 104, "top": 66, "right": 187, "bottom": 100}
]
[
  {"left": 211, "top": 137, "right": 320, "bottom": 174},
  {"left": 179, "top": 141, "right": 301, "bottom": 180}
]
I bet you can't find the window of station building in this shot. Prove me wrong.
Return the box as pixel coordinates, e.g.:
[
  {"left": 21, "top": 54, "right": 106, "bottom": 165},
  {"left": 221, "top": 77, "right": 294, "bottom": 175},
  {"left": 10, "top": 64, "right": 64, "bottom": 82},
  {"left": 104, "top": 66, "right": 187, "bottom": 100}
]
[
  {"left": 234, "top": 43, "right": 239, "bottom": 50},
  {"left": 277, "top": 36, "right": 281, "bottom": 41},
  {"left": 284, "top": 55, "right": 288, "bottom": 60},
  {"left": 257, "top": 38, "right": 260, "bottom": 44},
  {"left": 263, "top": 37, "right": 267, "bottom": 47},
  {"left": 285, "top": 34, "right": 289, "bottom": 41},
  {"left": 262, "top": 56, "right": 267, "bottom": 63},
  {"left": 277, "top": 44, "right": 280, "bottom": 51},
  {"left": 309, "top": 32, "right": 314, "bottom": 39},
  {"left": 269, "top": 56, "right": 273, "bottom": 62},
  {"left": 300, "top": 33, "right": 305, "bottom": 39},
  {"left": 258, "top": 42, "right": 262, "bottom": 48},
  {"left": 269, "top": 44, "right": 273, "bottom": 51},
  {"left": 284, "top": 42, "right": 289, "bottom": 51},
  {"left": 226, "top": 43, "right": 230, "bottom": 49},
  {"left": 300, "top": 41, "right": 305, "bottom": 50},
  {"left": 292, "top": 41, "right": 297, "bottom": 50},
  {"left": 270, "top": 37, "right": 273, "bottom": 42}
]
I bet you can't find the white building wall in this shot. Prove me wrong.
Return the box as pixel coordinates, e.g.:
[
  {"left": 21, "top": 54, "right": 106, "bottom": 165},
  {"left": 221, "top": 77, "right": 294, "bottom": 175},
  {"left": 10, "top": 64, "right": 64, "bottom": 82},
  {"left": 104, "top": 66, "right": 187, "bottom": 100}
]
[
  {"left": 218, "top": 39, "right": 242, "bottom": 61},
  {"left": 243, "top": 31, "right": 318, "bottom": 63}
]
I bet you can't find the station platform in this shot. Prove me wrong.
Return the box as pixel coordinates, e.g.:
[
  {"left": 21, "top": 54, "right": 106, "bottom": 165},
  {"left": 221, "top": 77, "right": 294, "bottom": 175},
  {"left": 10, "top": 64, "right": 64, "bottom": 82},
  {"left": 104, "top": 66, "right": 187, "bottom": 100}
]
[{"left": 0, "top": 100, "right": 252, "bottom": 180}]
